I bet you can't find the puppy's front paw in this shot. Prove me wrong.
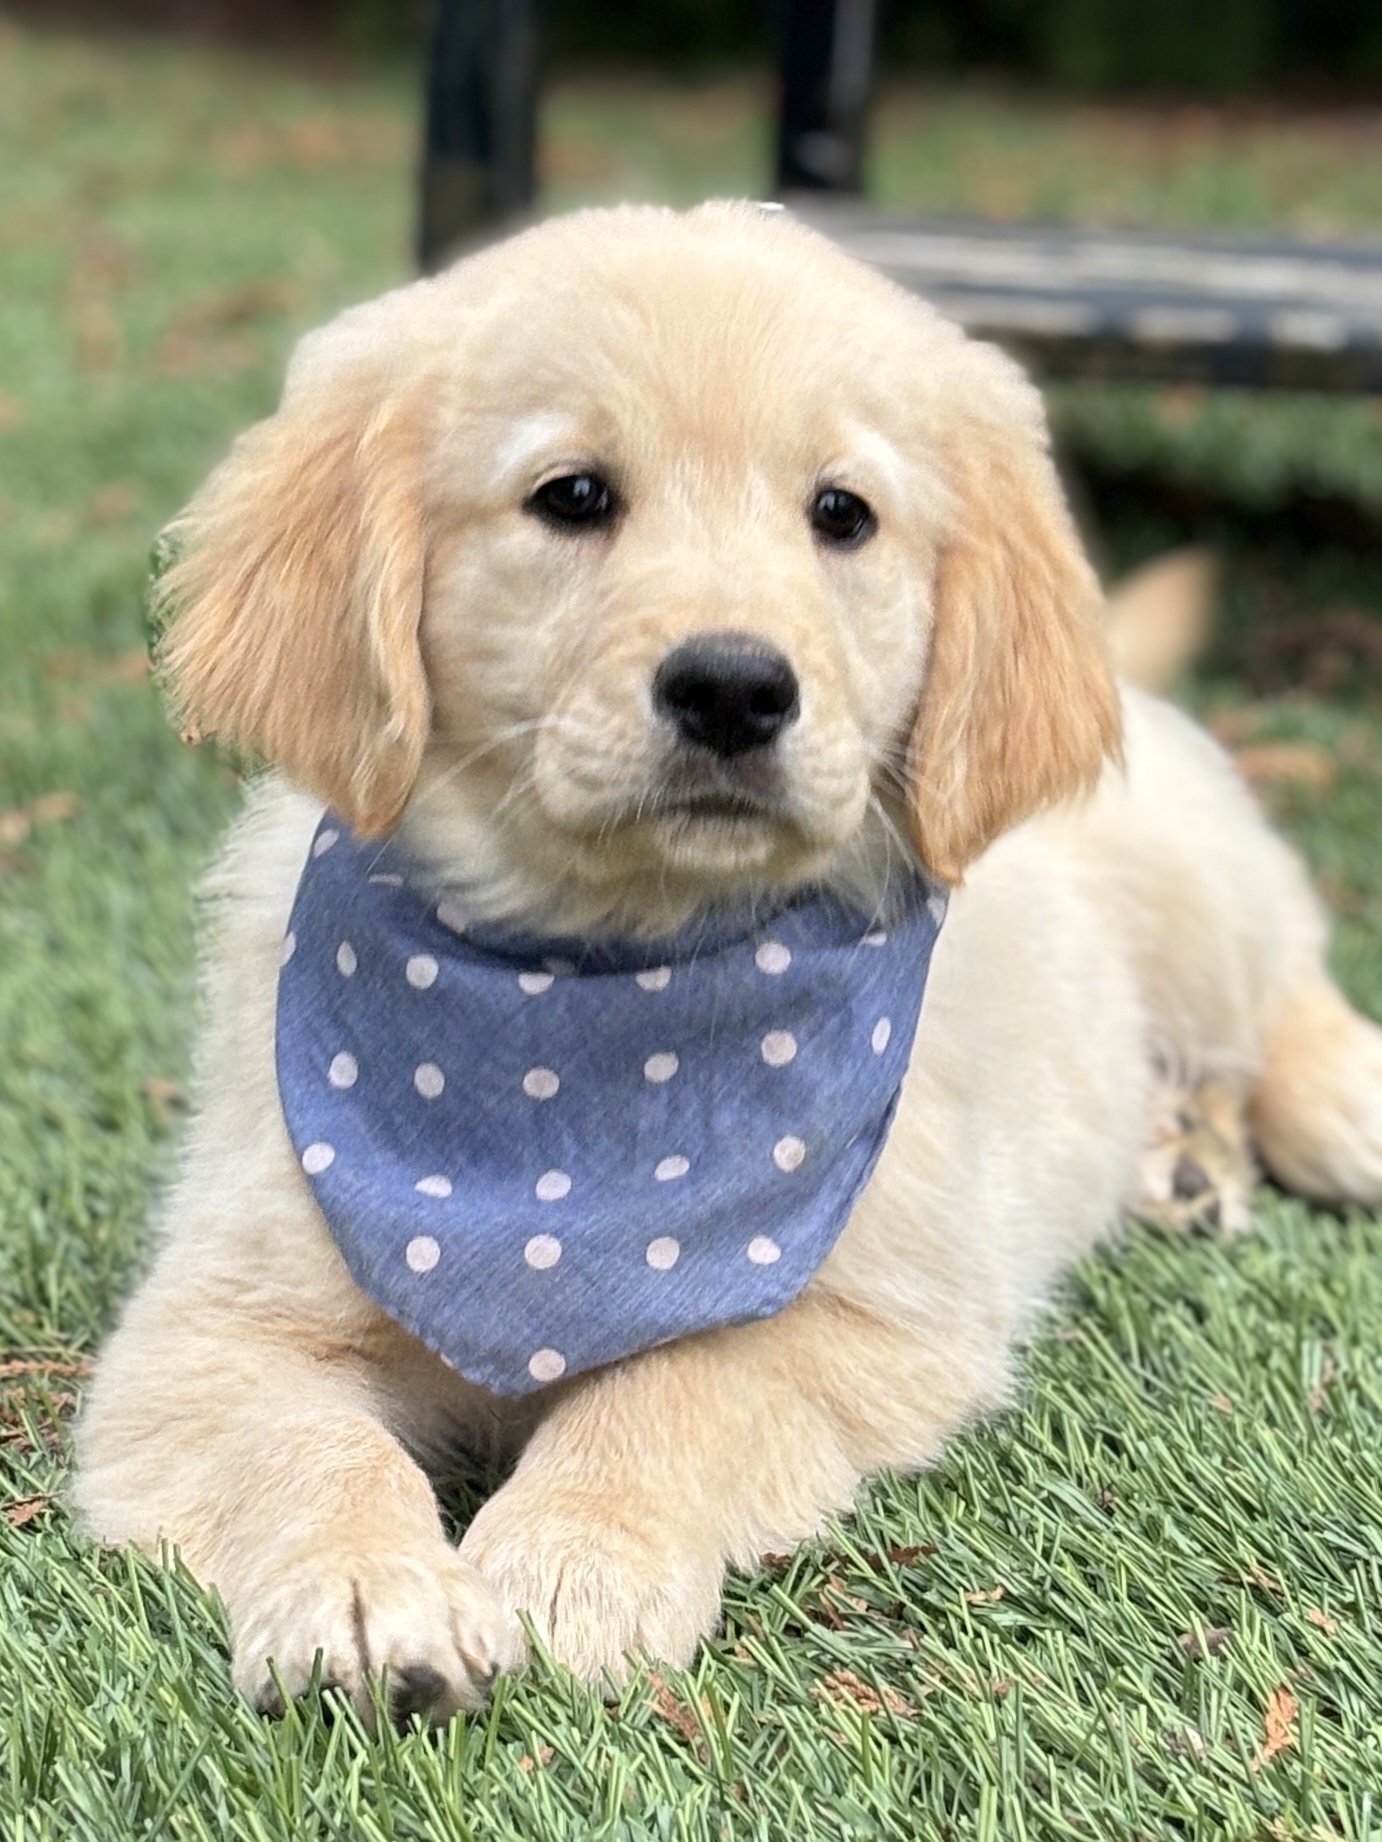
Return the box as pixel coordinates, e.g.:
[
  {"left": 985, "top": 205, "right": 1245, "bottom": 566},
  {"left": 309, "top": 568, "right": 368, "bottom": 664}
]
[
  {"left": 460, "top": 1492, "right": 724, "bottom": 1687},
  {"left": 231, "top": 1544, "right": 524, "bottom": 1728}
]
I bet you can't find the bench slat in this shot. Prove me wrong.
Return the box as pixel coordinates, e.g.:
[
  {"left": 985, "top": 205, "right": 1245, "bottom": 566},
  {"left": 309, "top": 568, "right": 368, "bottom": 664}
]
[{"left": 797, "top": 205, "right": 1382, "bottom": 391}]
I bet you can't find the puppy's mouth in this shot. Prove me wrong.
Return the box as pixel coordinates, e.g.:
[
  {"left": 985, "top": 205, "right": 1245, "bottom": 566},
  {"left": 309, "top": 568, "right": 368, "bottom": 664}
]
[
  {"left": 637, "top": 749, "right": 796, "bottom": 833},
  {"left": 646, "top": 789, "right": 780, "bottom": 826},
  {"left": 522, "top": 706, "right": 866, "bottom": 905}
]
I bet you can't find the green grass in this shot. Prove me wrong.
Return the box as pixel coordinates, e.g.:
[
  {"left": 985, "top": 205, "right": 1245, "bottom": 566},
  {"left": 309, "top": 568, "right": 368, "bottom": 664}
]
[{"left": 3, "top": 16, "right": 1382, "bottom": 1838}]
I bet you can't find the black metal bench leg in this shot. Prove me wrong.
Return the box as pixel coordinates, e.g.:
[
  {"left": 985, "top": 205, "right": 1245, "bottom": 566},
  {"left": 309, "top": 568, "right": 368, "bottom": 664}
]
[
  {"left": 775, "top": 0, "right": 876, "bottom": 195},
  {"left": 418, "top": 0, "right": 537, "bottom": 273}
]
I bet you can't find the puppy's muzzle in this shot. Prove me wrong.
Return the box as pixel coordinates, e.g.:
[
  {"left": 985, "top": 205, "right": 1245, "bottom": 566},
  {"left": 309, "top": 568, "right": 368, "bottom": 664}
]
[{"left": 652, "top": 631, "right": 800, "bottom": 760}]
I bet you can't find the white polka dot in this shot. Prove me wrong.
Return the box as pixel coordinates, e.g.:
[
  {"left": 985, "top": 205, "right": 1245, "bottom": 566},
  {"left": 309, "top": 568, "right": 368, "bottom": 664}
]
[
  {"left": 543, "top": 957, "right": 575, "bottom": 977},
  {"left": 535, "top": 1169, "right": 571, "bottom": 1202},
  {"left": 760, "top": 1030, "right": 797, "bottom": 1067},
  {"left": 747, "top": 1235, "right": 782, "bottom": 1265},
  {"left": 406, "top": 954, "right": 438, "bottom": 990},
  {"left": 369, "top": 872, "right": 403, "bottom": 887},
  {"left": 415, "top": 1174, "right": 452, "bottom": 1198},
  {"left": 773, "top": 1134, "right": 807, "bottom": 1172},
  {"left": 414, "top": 1062, "right": 445, "bottom": 1099},
  {"left": 655, "top": 1154, "right": 690, "bottom": 1182},
  {"left": 644, "top": 1051, "right": 679, "bottom": 1084},
  {"left": 312, "top": 828, "right": 339, "bottom": 857},
  {"left": 436, "top": 897, "right": 468, "bottom": 934},
  {"left": 518, "top": 971, "right": 554, "bottom": 995},
  {"left": 523, "top": 1067, "right": 560, "bottom": 1100},
  {"left": 327, "top": 1051, "right": 358, "bottom": 1089},
  {"left": 528, "top": 1348, "right": 566, "bottom": 1383},
  {"left": 636, "top": 966, "right": 671, "bottom": 992},
  {"left": 871, "top": 1017, "right": 892, "bottom": 1054},
  {"left": 524, "top": 1234, "right": 562, "bottom": 1270},
  {"left": 756, "top": 941, "right": 792, "bottom": 975},
  {"left": 336, "top": 941, "right": 357, "bottom": 978},
  {"left": 862, "top": 929, "right": 888, "bottom": 948},
  {"left": 646, "top": 1236, "right": 680, "bottom": 1270},
  {"left": 301, "top": 1141, "right": 335, "bottom": 1175},
  {"left": 405, "top": 1235, "right": 440, "bottom": 1273},
  {"left": 927, "top": 892, "right": 948, "bottom": 925},
  {"left": 279, "top": 931, "right": 296, "bottom": 967}
]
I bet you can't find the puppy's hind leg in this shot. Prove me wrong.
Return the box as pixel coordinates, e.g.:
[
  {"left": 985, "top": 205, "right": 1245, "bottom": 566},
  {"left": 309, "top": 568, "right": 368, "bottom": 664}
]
[
  {"left": 1135, "top": 1077, "right": 1258, "bottom": 1236},
  {"left": 1250, "top": 976, "right": 1382, "bottom": 1207}
]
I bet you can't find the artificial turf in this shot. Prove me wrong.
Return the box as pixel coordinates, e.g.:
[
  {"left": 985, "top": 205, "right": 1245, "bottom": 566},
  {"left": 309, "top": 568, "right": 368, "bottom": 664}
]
[{"left": 3, "top": 17, "right": 1381, "bottom": 1838}]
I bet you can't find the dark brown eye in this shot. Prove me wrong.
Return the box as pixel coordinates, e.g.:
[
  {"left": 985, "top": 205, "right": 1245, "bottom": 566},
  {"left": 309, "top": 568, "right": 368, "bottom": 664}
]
[
  {"left": 527, "top": 473, "right": 618, "bottom": 531},
  {"left": 811, "top": 487, "right": 876, "bottom": 549}
]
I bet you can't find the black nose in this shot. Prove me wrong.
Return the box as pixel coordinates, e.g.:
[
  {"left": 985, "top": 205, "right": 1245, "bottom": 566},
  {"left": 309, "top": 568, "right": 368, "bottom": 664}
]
[{"left": 652, "top": 631, "right": 801, "bottom": 759}]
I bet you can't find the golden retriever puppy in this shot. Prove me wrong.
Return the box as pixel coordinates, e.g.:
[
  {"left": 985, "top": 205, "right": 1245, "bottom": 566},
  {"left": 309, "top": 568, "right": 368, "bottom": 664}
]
[{"left": 73, "top": 202, "right": 1382, "bottom": 1727}]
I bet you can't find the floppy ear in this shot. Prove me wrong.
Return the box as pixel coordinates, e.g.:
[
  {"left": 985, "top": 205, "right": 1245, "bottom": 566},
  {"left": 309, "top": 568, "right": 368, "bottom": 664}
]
[
  {"left": 908, "top": 393, "right": 1121, "bottom": 885},
  {"left": 151, "top": 388, "right": 429, "bottom": 836}
]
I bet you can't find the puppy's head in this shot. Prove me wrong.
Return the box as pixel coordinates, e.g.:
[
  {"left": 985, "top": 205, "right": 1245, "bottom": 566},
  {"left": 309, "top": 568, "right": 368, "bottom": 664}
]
[{"left": 154, "top": 203, "right": 1119, "bottom": 930}]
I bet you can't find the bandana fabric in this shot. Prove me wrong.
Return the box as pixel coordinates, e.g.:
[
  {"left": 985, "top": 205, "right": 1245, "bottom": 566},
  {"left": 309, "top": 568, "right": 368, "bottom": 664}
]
[{"left": 275, "top": 819, "right": 946, "bottom": 1396}]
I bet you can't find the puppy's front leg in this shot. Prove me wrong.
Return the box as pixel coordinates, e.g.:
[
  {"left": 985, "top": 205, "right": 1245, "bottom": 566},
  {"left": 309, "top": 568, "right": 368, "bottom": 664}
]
[
  {"left": 460, "top": 1288, "right": 999, "bottom": 1682},
  {"left": 75, "top": 1284, "right": 523, "bottom": 1727}
]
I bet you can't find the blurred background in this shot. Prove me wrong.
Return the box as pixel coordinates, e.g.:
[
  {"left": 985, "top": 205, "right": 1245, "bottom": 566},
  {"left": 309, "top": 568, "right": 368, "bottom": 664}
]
[{"left": 1, "top": 0, "right": 1381, "bottom": 1342}]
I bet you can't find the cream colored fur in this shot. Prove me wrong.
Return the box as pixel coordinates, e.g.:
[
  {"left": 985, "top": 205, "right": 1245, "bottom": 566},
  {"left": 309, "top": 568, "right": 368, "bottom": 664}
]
[{"left": 73, "top": 202, "right": 1382, "bottom": 1724}]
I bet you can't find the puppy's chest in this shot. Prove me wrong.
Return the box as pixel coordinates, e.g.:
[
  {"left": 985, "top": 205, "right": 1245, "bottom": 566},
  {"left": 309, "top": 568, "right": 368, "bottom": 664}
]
[{"left": 276, "top": 818, "right": 946, "bottom": 1395}]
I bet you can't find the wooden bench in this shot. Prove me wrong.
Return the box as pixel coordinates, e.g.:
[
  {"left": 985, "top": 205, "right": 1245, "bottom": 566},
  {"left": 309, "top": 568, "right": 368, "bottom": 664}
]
[{"left": 419, "top": 0, "right": 1382, "bottom": 394}]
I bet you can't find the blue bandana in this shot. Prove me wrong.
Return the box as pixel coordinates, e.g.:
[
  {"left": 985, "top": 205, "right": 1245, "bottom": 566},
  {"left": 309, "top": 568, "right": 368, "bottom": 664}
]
[{"left": 275, "top": 819, "right": 946, "bottom": 1396}]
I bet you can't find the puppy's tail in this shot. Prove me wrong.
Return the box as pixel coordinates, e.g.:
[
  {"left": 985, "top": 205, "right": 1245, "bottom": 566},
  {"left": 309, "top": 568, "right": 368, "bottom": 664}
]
[
  {"left": 1251, "top": 977, "right": 1382, "bottom": 1206},
  {"left": 1105, "top": 548, "right": 1218, "bottom": 692}
]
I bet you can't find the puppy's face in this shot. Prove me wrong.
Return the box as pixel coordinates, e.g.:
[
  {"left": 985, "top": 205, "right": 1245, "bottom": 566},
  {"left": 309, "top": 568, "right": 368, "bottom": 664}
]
[
  {"left": 154, "top": 204, "right": 1119, "bottom": 930},
  {"left": 413, "top": 244, "right": 946, "bottom": 922}
]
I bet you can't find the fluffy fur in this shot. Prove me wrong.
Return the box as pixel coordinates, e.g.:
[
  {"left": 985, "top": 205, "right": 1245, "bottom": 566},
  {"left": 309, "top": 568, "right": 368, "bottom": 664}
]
[{"left": 74, "top": 202, "right": 1382, "bottom": 1725}]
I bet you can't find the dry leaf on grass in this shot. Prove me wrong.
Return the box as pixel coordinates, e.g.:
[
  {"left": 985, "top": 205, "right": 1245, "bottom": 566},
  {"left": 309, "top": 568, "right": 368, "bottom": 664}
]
[
  {"left": 1207, "top": 705, "right": 1270, "bottom": 748},
  {"left": 1308, "top": 1358, "right": 1337, "bottom": 1414},
  {"left": 1306, "top": 1608, "right": 1338, "bottom": 1635},
  {"left": 141, "top": 1078, "right": 186, "bottom": 1127},
  {"left": 1178, "top": 1625, "right": 1233, "bottom": 1659},
  {"left": 516, "top": 1746, "right": 554, "bottom": 1773},
  {"left": 153, "top": 285, "right": 293, "bottom": 379},
  {"left": 45, "top": 648, "right": 149, "bottom": 686},
  {"left": 1252, "top": 1685, "right": 1299, "bottom": 1768},
  {"left": 29, "top": 791, "right": 81, "bottom": 824},
  {"left": 173, "top": 280, "right": 296, "bottom": 335},
  {"left": 962, "top": 1583, "right": 1006, "bottom": 1605},
  {"left": 816, "top": 1576, "right": 868, "bottom": 1626},
  {"left": 1165, "top": 1723, "right": 1208, "bottom": 1759},
  {"left": 1242, "top": 1563, "right": 1284, "bottom": 1596},
  {"left": 884, "top": 1544, "right": 935, "bottom": 1566},
  {"left": 1234, "top": 742, "right": 1337, "bottom": 791},
  {"left": 647, "top": 1671, "right": 705, "bottom": 1748},
  {"left": 211, "top": 118, "right": 396, "bottom": 174},
  {"left": 817, "top": 1669, "right": 914, "bottom": 1719},
  {"left": 89, "top": 479, "right": 142, "bottom": 525},
  {"left": 0, "top": 790, "right": 82, "bottom": 848},
  {"left": 1318, "top": 871, "right": 1370, "bottom": 918},
  {"left": 0, "top": 1357, "right": 90, "bottom": 1382},
  {"left": 6, "top": 1494, "right": 51, "bottom": 1529}
]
